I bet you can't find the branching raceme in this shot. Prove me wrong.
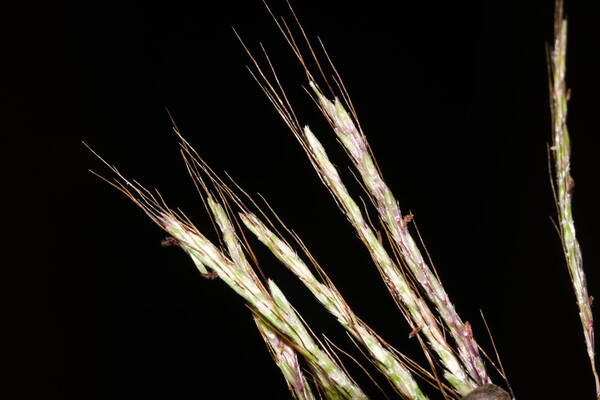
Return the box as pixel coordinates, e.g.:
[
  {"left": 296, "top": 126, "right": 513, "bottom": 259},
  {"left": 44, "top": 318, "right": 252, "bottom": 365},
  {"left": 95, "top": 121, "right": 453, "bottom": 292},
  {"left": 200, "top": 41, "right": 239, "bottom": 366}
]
[{"left": 89, "top": 1, "right": 595, "bottom": 399}]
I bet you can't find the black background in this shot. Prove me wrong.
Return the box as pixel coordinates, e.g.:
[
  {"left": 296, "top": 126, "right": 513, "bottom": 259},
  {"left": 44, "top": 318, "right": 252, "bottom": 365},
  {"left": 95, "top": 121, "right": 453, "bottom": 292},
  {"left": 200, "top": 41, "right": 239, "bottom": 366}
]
[{"left": 21, "top": 0, "right": 600, "bottom": 398}]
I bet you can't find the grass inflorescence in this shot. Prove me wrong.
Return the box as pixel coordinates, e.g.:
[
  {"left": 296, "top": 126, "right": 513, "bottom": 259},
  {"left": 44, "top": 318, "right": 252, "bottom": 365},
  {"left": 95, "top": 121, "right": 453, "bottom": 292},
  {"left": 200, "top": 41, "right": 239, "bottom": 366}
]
[{"left": 87, "top": 1, "right": 595, "bottom": 398}]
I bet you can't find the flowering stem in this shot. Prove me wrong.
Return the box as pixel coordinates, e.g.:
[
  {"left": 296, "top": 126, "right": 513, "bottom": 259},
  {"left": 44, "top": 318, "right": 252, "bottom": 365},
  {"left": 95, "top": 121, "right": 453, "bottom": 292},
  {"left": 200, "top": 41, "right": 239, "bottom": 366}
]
[
  {"left": 310, "top": 82, "right": 489, "bottom": 386},
  {"left": 550, "top": 2, "right": 599, "bottom": 397}
]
